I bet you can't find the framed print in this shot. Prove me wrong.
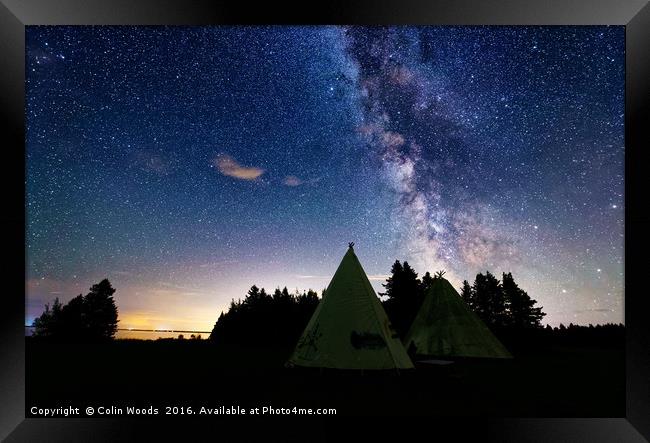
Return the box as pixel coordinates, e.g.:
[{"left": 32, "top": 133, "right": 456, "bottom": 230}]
[{"left": 1, "top": 0, "right": 649, "bottom": 441}]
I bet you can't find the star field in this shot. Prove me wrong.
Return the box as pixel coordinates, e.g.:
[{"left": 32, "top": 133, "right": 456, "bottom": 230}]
[{"left": 26, "top": 26, "right": 624, "bottom": 330}]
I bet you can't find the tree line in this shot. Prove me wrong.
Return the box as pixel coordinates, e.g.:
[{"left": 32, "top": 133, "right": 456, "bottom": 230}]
[
  {"left": 208, "top": 286, "right": 320, "bottom": 346},
  {"left": 209, "top": 260, "right": 548, "bottom": 346},
  {"left": 30, "top": 264, "right": 621, "bottom": 349},
  {"left": 31, "top": 279, "right": 119, "bottom": 341},
  {"left": 379, "top": 262, "right": 546, "bottom": 339},
  {"left": 459, "top": 271, "right": 545, "bottom": 330}
]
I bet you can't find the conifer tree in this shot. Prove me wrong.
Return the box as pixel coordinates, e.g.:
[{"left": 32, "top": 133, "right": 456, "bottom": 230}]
[
  {"left": 502, "top": 272, "right": 545, "bottom": 328},
  {"left": 460, "top": 280, "right": 474, "bottom": 309}
]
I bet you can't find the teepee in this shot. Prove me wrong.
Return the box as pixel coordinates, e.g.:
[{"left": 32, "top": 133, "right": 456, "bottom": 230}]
[
  {"left": 404, "top": 274, "right": 512, "bottom": 359},
  {"left": 287, "top": 244, "right": 414, "bottom": 369}
]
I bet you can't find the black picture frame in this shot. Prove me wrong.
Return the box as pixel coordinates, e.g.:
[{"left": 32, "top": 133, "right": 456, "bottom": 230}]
[{"left": 2, "top": 0, "right": 648, "bottom": 440}]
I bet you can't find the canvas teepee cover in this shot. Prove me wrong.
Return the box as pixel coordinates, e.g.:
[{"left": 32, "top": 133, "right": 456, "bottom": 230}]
[
  {"left": 288, "top": 245, "right": 414, "bottom": 369},
  {"left": 404, "top": 276, "right": 512, "bottom": 359}
]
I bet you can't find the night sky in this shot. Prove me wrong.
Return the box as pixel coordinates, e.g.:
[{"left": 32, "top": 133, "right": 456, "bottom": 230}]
[{"left": 26, "top": 26, "right": 624, "bottom": 331}]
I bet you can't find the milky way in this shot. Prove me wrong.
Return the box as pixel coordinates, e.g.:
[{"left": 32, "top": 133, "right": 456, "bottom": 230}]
[{"left": 26, "top": 26, "right": 624, "bottom": 330}]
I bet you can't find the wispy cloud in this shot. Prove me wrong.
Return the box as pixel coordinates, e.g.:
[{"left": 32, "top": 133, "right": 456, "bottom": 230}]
[
  {"left": 198, "top": 260, "right": 239, "bottom": 269},
  {"left": 157, "top": 281, "right": 209, "bottom": 294},
  {"left": 283, "top": 175, "right": 321, "bottom": 187},
  {"left": 283, "top": 176, "right": 303, "bottom": 186},
  {"left": 113, "top": 270, "right": 133, "bottom": 276},
  {"left": 214, "top": 154, "right": 264, "bottom": 180}
]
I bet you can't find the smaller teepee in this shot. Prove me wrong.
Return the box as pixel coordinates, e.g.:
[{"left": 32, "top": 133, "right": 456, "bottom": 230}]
[
  {"left": 287, "top": 243, "right": 414, "bottom": 369},
  {"left": 404, "top": 273, "right": 512, "bottom": 359}
]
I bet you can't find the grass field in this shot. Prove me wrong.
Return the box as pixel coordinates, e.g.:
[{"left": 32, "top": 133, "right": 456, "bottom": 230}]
[{"left": 26, "top": 337, "right": 624, "bottom": 416}]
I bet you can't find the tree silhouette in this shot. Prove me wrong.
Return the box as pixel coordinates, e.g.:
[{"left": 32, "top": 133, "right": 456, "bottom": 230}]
[
  {"left": 421, "top": 271, "right": 434, "bottom": 293},
  {"left": 380, "top": 260, "right": 403, "bottom": 299},
  {"left": 460, "top": 280, "right": 474, "bottom": 310},
  {"left": 31, "top": 279, "right": 119, "bottom": 341},
  {"left": 461, "top": 271, "right": 546, "bottom": 332},
  {"left": 84, "top": 279, "right": 119, "bottom": 340},
  {"left": 380, "top": 260, "right": 424, "bottom": 339},
  {"left": 59, "top": 294, "right": 85, "bottom": 339},
  {"left": 209, "top": 285, "right": 320, "bottom": 346},
  {"left": 33, "top": 297, "right": 63, "bottom": 338},
  {"left": 502, "top": 272, "right": 545, "bottom": 328},
  {"left": 472, "top": 271, "right": 507, "bottom": 328}
]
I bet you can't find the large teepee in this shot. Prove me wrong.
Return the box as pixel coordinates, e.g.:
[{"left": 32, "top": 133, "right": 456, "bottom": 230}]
[
  {"left": 404, "top": 274, "right": 512, "bottom": 359},
  {"left": 287, "top": 244, "right": 414, "bottom": 370}
]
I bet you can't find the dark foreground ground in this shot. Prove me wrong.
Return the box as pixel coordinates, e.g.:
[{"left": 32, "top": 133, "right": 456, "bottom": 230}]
[{"left": 26, "top": 337, "right": 624, "bottom": 417}]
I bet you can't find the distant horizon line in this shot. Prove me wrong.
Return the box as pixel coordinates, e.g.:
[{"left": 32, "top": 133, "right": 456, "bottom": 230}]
[{"left": 24, "top": 326, "right": 212, "bottom": 334}]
